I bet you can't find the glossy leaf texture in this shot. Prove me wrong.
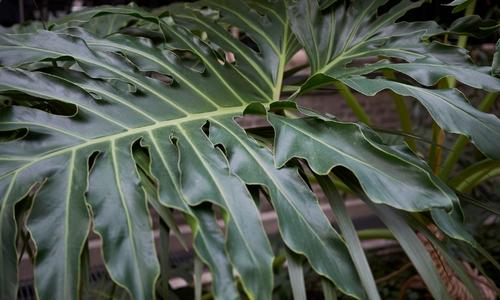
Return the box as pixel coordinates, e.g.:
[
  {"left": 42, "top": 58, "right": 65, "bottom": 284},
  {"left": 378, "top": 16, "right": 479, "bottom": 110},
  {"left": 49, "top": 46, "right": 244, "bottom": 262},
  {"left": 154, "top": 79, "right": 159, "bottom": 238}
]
[
  {"left": 287, "top": 0, "right": 500, "bottom": 245},
  {"left": 0, "top": 2, "right": 354, "bottom": 299},
  {"left": 289, "top": 0, "right": 500, "bottom": 160},
  {"left": 0, "top": 1, "right": 498, "bottom": 299}
]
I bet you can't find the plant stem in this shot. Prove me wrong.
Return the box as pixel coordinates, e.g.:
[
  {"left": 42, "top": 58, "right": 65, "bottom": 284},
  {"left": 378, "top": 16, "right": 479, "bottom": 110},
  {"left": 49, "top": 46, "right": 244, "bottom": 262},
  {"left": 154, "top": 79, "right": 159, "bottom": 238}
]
[
  {"left": 375, "top": 262, "right": 413, "bottom": 284},
  {"left": 383, "top": 70, "right": 416, "bottom": 151},
  {"left": 432, "top": 0, "right": 476, "bottom": 173},
  {"left": 439, "top": 92, "right": 499, "bottom": 179},
  {"left": 447, "top": 0, "right": 477, "bottom": 87},
  {"left": 454, "top": 165, "right": 500, "bottom": 193},
  {"left": 333, "top": 81, "right": 372, "bottom": 125},
  {"left": 159, "top": 219, "right": 171, "bottom": 300},
  {"left": 316, "top": 174, "right": 381, "bottom": 300},
  {"left": 429, "top": 122, "right": 445, "bottom": 173},
  {"left": 194, "top": 256, "right": 203, "bottom": 300},
  {"left": 321, "top": 278, "right": 338, "bottom": 300},
  {"left": 286, "top": 248, "right": 307, "bottom": 300},
  {"left": 449, "top": 159, "right": 500, "bottom": 188},
  {"left": 357, "top": 229, "right": 395, "bottom": 240}
]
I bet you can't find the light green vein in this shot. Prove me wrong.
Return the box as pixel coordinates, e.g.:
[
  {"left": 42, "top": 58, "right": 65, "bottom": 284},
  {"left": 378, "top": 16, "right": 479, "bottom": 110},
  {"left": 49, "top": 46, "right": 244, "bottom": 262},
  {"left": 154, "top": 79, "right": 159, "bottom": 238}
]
[
  {"left": 62, "top": 150, "right": 76, "bottom": 300},
  {"left": 173, "top": 13, "right": 274, "bottom": 94},
  {"left": 0, "top": 105, "right": 251, "bottom": 181},
  {"left": 0, "top": 76, "right": 130, "bottom": 129},
  {"left": 164, "top": 26, "right": 248, "bottom": 105},
  {"left": 207, "top": 2, "right": 280, "bottom": 55},
  {"left": 1, "top": 121, "right": 88, "bottom": 141},
  {"left": 0, "top": 45, "right": 190, "bottom": 115},
  {"left": 109, "top": 139, "right": 147, "bottom": 298},
  {"left": 176, "top": 124, "right": 262, "bottom": 271}
]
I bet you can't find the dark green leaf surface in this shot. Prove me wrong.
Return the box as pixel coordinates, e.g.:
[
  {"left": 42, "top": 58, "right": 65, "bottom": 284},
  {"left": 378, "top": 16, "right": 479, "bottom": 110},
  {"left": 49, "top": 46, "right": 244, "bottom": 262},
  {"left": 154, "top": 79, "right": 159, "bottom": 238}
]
[
  {"left": 209, "top": 117, "right": 363, "bottom": 298},
  {"left": 0, "top": 1, "right": 499, "bottom": 299},
  {"left": 268, "top": 114, "right": 456, "bottom": 211},
  {"left": 27, "top": 152, "right": 90, "bottom": 300},
  {"left": 289, "top": 0, "right": 500, "bottom": 160},
  {"left": 0, "top": 13, "right": 278, "bottom": 299},
  {"left": 341, "top": 77, "right": 500, "bottom": 160}
]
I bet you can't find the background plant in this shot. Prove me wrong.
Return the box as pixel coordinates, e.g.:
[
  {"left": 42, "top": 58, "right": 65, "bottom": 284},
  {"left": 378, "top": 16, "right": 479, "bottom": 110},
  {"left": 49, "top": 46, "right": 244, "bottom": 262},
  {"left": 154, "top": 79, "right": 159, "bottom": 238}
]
[{"left": 0, "top": 0, "right": 499, "bottom": 299}]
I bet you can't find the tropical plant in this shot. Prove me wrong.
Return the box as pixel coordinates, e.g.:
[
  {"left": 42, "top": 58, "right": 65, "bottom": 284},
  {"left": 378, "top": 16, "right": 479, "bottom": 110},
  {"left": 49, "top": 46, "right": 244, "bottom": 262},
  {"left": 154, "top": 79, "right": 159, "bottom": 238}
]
[{"left": 0, "top": 0, "right": 499, "bottom": 299}]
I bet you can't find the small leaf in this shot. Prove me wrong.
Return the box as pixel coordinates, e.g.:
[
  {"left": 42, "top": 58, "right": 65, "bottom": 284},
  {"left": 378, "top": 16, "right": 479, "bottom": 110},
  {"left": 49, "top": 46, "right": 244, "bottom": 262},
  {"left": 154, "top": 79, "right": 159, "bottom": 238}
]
[{"left": 316, "top": 175, "right": 380, "bottom": 300}]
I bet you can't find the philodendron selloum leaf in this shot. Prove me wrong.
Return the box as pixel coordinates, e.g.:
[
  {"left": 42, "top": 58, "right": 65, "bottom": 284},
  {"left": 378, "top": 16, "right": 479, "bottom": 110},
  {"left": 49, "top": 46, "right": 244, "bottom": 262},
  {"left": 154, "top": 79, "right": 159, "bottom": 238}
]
[
  {"left": 0, "top": 24, "right": 277, "bottom": 300},
  {"left": 289, "top": 0, "right": 500, "bottom": 160},
  {"left": 0, "top": 2, "right": 355, "bottom": 299},
  {"left": 287, "top": 0, "right": 500, "bottom": 245},
  {"left": 1, "top": 1, "right": 498, "bottom": 299}
]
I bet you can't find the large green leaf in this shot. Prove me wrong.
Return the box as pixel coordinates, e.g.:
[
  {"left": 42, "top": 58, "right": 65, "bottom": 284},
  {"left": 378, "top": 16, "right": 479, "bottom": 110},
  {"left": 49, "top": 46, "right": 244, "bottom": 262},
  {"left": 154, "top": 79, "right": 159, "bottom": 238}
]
[
  {"left": 139, "top": 131, "right": 241, "bottom": 300},
  {"left": 0, "top": 30, "right": 274, "bottom": 300},
  {"left": 1, "top": 1, "right": 499, "bottom": 299},
  {"left": 289, "top": 0, "right": 500, "bottom": 160},
  {"left": 267, "top": 108, "right": 476, "bottom": 244},
  {"left": 208, "top": 117, "right": 363, "bottom": 298},
  {"left": 0, "top": 2, "right": 354, "bottom": 299},
  {"left": 27, "top": 152, "right": 90, "bottom": 300},
  {"left": 0, "top": 10, "right": 283, "bottom": 299}
]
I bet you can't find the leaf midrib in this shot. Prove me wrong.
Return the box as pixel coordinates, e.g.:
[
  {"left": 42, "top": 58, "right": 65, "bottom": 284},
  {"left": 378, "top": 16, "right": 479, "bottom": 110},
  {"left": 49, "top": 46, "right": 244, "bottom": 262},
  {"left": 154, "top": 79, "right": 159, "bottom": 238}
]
[
  {"left": 1, "top": 121, "right": 88, "bottom": 141},
  {"left": 0, "top": 105, "right": 252, "bottom": 180},
  {"left": 0, "top": 74, "right": 131, "bottom": 129},
  {"left": 319, "top": 47, "right": 427, "bottom": 76},
  {"left": 341, "top": 1, "right": 379, "bottom": 54}
]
